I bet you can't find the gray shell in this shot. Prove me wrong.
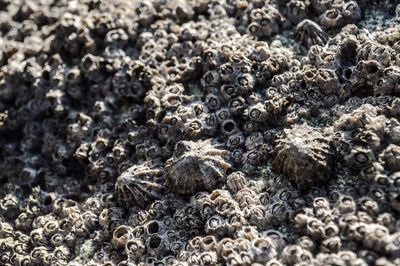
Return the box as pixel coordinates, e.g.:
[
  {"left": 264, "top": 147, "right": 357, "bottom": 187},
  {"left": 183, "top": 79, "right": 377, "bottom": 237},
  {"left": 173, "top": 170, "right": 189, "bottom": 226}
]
[
  {"left": 165, "top": 139, "right": 232, "bottom": 195},
  {"left": 295, "top": 19, "right": 329, "bottom": 47},
  {"left": 272, "top": 123, "right": 333, "bottom": 190},
  {"left": 115, "top": 160, "right": 165, "bottom": 208}
]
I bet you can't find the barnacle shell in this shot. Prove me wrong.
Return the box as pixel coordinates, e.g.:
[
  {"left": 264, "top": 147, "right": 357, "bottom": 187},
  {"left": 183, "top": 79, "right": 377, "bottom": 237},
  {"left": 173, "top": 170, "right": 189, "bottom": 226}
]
[
  {"left": 165, "top": 140, "right": 232, "bottom": 195},
  {"left": 115, "top": 160, "right": 165, "bottom": 208},
  {"left": 272, "top": 123, "right": 333, "bottom": 189},
  {"left": 295, "top": 19, "right": 329, "bottom": 47}
]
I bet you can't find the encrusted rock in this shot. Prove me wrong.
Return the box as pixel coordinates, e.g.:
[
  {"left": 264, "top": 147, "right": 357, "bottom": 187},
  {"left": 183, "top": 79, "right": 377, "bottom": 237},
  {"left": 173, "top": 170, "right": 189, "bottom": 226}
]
[{"left": 0, "top": 0, "right": 399, "bottom": 265}]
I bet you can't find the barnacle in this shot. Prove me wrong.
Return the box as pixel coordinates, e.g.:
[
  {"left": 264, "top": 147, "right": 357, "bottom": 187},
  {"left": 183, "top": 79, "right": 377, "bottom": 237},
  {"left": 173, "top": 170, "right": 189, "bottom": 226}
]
[
  {"left": 320, "top": 9, "right": 345, "bottom": 30},
  {"left": 380, "top": 144, "right": 400, "bottom": 173},
  {"left": 115, "top": 160, "right": 166, "bottom": 208},
  {"left": 272, "top": 123, "right": 333, "bottom": 190},
  {"left": 285, "top": 0, "right": 310, "bottom": 25},
  {"left": 165, "top": 140, "right": 232, "bottom": 195},
  {"left": 295, "top": 19, "right": 329, "bottom": 47},
  {"left": 310, "top": 0, "right": 334, "bottom": 14},
  {"left": 342, "top": 1, "right": 362, "bottom": 23},
  {"left": 226, "top": 171, "right": 247, "bottom": 192},
  {"left": 251, "top": 237, "right": 278, "bottom": 263},
  {"left": 343, "top": 146, "right": 375, "bottom": 171},
  {"left": 247, "top": 6, "right": 285, "bottom": 38},
  {"left": 281, "top": 245, "right": 313, "bottom": 265}
]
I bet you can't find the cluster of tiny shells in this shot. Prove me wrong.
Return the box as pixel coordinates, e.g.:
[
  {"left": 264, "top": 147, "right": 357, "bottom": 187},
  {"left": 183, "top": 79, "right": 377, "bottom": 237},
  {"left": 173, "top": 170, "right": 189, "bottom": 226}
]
[{"left": 1, "top": 0, "right": 400, "bottom": 265}]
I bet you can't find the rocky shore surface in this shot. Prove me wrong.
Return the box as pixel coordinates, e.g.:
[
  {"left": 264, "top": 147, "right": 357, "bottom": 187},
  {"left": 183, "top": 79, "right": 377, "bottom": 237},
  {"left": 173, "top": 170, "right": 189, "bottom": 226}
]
[{"left": 1, "top": 0, "right": 400, "bottom": 265}]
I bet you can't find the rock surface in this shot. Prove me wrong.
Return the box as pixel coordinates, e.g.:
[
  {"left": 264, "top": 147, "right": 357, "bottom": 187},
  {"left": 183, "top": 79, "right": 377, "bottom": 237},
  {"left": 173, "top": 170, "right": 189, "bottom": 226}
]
[{"left": 0, "top": 0, "right": 400, "bottom": 265}]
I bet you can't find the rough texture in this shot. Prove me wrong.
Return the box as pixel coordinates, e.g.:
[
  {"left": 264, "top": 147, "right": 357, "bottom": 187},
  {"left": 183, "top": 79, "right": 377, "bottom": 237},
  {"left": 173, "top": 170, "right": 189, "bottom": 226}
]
[
  {"left": 273, "top": 124, "right": 333, "bottom": 190},
  {"left": 165, "top": 140, "right": 232, "bottom": 195},
  {"left": 0, "top": 0, "right": 400, "bottom": 265},
  {"left": 115, "top": 160, "right": 165, "bottom": 208}
]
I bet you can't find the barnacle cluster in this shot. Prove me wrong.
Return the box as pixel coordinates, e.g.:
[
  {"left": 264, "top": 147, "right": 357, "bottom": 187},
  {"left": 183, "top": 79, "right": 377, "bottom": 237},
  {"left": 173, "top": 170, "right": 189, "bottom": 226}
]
[{"left": 1, "top": 0, "right": 400, "bottom": 265}]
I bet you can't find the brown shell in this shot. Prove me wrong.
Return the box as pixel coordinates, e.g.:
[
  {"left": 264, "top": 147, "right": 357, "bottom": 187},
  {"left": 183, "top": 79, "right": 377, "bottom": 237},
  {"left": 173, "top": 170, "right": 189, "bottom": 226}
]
[
  {"left": 115, "top": 160, "right": 165, "bottom": 208},
  {"left": 272, "top": 123, "right": 333, "bottom": 190},
  {"left": 165, "top": 139, "right": 232, "bottom": 195}
]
